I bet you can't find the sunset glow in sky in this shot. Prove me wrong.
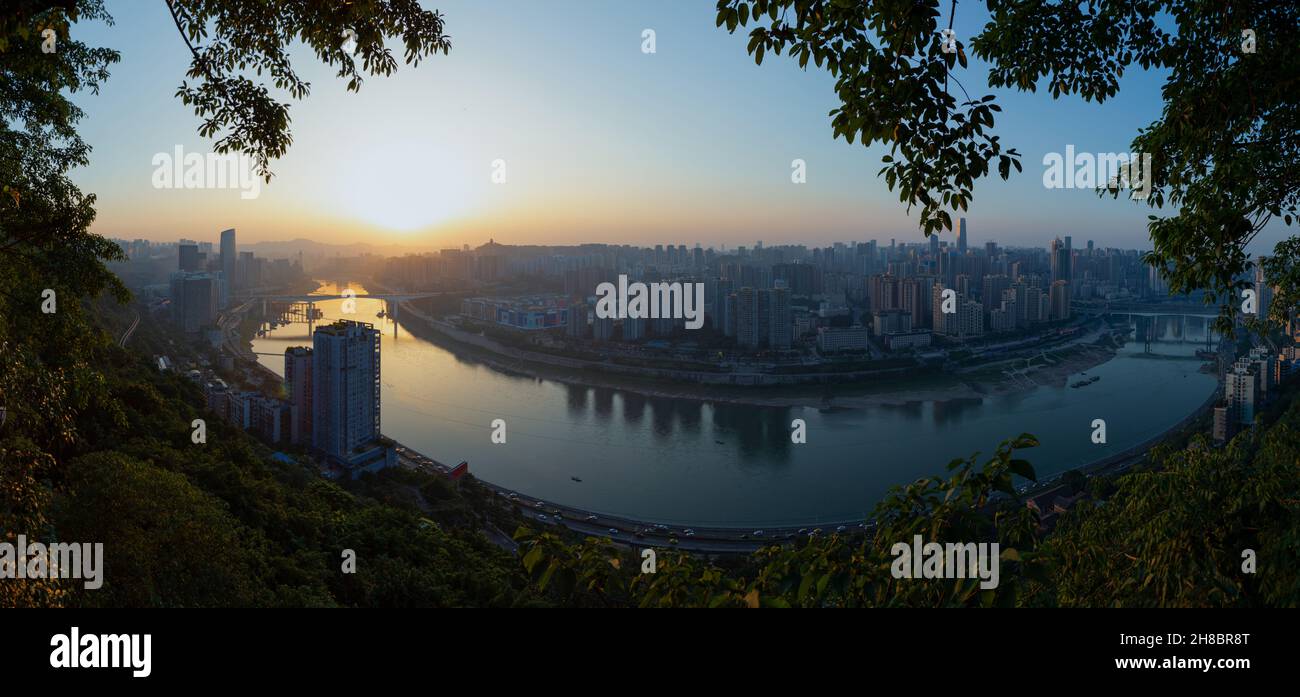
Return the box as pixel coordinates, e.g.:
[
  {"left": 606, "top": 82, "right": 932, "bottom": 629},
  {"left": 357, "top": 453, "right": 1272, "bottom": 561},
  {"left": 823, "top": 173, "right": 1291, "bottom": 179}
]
[{"left": 71, "top": 0, "right": 1259, "bottom": 252}]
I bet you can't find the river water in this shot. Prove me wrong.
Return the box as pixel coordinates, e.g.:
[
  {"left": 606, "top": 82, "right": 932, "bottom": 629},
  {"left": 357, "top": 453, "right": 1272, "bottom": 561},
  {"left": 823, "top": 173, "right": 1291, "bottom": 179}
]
[{"left": 252, "top": 282, "right": 1219, "bottom": 526}]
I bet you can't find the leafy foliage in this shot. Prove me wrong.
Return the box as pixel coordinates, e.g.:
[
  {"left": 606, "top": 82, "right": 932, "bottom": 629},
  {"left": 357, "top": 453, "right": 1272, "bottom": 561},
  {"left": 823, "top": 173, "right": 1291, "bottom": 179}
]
[
  {"left": 718, "top": 1, "right": 1299, "bottom": 334},
  {"left": 516, "top": 435, "right": 1046, "bottom": 607},
  {"left": 0, "top": 0, "right": 477, "bottom": 608},
  {"left": 164, "top": 0, "right": 452, "bottom": 180},
  {"left": 517, "top": 385, "right": 1300, "bottom": 607},
  {"left": 715, "top": 0, "right": 1021, "bottom": 238}
]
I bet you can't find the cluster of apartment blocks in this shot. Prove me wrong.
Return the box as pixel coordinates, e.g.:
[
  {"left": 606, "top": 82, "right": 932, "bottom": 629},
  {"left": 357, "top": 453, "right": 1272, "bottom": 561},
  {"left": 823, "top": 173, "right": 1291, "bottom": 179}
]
[
  {"left": 557, "top": 266, "right": 1072, "bottom": 356},
  {"left": 198, "top": 319, "right": 390, "bottom": 475},
  {"left": 201, "top": 376, "right": 299, "bottom": 444},
  {"left": 158, "top": 228, "right": 304, "bottom": 338},
  {"left": 1213, "top": 345, "right": 1299, "bottom": 442},
  {"left": 428, "top": 224, "right": 1164, "bottom": 356}
]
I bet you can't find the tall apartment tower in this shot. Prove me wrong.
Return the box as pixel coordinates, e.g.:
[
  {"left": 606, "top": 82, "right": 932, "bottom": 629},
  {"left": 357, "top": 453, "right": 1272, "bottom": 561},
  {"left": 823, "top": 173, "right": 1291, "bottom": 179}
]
[
  {"left": 311, "top": 320, "right": 381, "bottom": 462},
  {"left": 1049, "top": 280, "right": 1072, "bottom": 320},
  {"left": 957, "top": 217, "right": 968, "bottom": 254},
  {"left": 284, "top": 346, "right": 313, "bottom": 445},
  {"left": 178, "top": 242, "right": 201, "bottom": 272},
  {"left": 1050, "top": 237, "right": 1072, "bottom": 284},
  {"left": 768, "top": 284, "right": 792, "bottom": 349},
  {"left": 1226, "top": 361, "right": 1259, "bottom": 425},
  {"left": 220, "top": 228, "right": 237, "bottom": 292},
  {"left": 737, "top": 287, "right": 760, "bottom": 348}
]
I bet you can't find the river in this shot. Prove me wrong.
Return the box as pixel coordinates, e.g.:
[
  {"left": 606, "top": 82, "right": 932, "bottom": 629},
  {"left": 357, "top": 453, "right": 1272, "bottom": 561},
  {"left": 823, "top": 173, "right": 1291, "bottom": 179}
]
[{"left": 252, "top": 282, "right": 1220, "bottom": 526}]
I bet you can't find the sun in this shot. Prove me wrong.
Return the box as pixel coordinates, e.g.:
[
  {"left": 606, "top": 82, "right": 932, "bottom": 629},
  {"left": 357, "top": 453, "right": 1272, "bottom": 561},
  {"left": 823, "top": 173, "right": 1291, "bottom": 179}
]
[{"left": 330, "top": 139, "right": 482, "bottom": 233}]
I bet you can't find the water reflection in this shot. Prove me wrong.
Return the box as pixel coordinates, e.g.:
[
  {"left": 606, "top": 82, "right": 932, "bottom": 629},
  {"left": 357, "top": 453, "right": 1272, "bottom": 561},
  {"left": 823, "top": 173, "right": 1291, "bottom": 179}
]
[{"left": 250, "top": 282, "right": 1221, "bottom": 525}]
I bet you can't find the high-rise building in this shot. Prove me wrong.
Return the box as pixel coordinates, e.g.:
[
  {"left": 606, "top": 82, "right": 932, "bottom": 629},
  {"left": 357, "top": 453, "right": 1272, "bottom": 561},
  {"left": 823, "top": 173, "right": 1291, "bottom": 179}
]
[
  {"left": 1255, "top": 259, "right": 1274, "bottom": 322},
  {"left": 1226, "top": 361, "right": 1259, "bottom": 425},
  {"left": 768, "top": 285, "right": 792, "bottom": 349},
  {"left": 982, "top": 275, "right": 1010, "bottom": 310},
  {"left": 312, "top": 320, "right": 381, "bottom": 462},
  {"left": 169, "top": 271, "right": 219, "bottom": 334},
  {"left": 566, "top": 302, "right": 590, "bottom": 339},
  {"left": 1050, "top": 237, "right": 1072, "bottom": 284},
  {"left": 178, "top": 242, "right": 201, "bottom": 272},
  {"left": 724, "top": 292, "right": 738, "bottom": 338},
  {"left": 284, "top": 346, "right": 313, "bottom": 445},
  {"left": 957, "top": 217, "right": 968, "bottom": 253},
  {"left": 1049, "top": 280, "right": 1072, "bottom": 320},
  {"left": 957, "top": 298, "right": 984, "bottom": 338},
  {"left": 1148, "top": 262, "right": 1169, "bottom": 296},
  {"left": 932, "top": 284, "right": 952, "bottom": 336},
  {"left": 737, "top": 287, "right": 760, "bottom": 348},
  {"left": 902, "top": 276, "right": 935, "bottom": 330},
  {"left": 238, "top": 250, "right": 260, "bottom": 288},
  {"left": 220, "top": 228, "right": 237, "bottom": 291}
]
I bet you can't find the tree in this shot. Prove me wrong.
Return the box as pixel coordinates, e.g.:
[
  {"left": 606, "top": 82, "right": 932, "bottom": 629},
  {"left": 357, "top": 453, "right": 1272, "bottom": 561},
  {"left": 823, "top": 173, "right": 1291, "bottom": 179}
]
[
  {"left": 715, "top": 0, "right": 1298, "bottom": 332},
  {"left": 162, "top": 0, "right": 451, "bottom": 180},
  {"left": 0, "top": 0, "right": 453, "bottom": 607},
  {"left": 514, "top": 435, "right": 1047, "bottom": 608}
]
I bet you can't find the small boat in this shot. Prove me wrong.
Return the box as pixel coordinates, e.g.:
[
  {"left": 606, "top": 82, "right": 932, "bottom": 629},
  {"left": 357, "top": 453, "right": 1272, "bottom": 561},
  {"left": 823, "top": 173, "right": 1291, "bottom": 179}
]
[
  {"left": 715, "top": 440, "right": 725, "bottom": 445},
  {"left": 570, "top": 476, "right": 582, "bottom": 483}
]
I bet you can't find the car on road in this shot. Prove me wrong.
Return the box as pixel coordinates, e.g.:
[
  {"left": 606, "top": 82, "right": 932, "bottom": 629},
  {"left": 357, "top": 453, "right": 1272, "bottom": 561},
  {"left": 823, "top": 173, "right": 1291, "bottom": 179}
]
[
  {"left": 836, "top": 525, "right": 846, "bottom": 533},
  {"left": 752, "top": 530, "right": 764, "bottom": 537},
  {"left": 585, "top": 515, "right": 597, "bottom": 522},
  {"left": 537, "top": 515, "right": 549, "bottom": 522},
  {"left": 607, "top": 528, "right": 619, "bottom": 535},
  {"left": 683, "top": 529, "right": 695, "bottom": 537}
]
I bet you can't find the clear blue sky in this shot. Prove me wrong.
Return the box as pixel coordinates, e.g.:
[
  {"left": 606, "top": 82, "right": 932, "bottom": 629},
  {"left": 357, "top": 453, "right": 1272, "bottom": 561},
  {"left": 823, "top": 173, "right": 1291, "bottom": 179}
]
[{"left": 65, "top": 0, "right": 1282, "bottom": 253}]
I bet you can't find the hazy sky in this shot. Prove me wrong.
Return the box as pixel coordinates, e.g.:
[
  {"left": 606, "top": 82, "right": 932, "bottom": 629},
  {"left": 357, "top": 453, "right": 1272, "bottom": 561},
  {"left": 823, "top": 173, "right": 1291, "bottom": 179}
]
[{"left": 66, "top": 1, "right": 1281, "bottom": 252}]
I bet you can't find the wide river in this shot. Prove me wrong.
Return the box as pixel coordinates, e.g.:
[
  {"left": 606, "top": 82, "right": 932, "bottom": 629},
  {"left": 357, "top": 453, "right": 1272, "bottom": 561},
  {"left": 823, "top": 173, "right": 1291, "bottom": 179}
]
[{"left": 253, "top": 282, "right": 1219, "bottom": 526}]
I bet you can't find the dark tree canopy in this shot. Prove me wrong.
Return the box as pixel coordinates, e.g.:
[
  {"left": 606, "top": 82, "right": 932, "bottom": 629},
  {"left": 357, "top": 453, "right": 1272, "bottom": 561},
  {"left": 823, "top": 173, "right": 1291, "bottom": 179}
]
[
  {"left": 1, "top": 0, "right": 1297, "bottom": 609},
  {"left": 163, "top": 0, "right": 451, "bottom": 180},
  {"left": 0, "top": 0, "right": 454, "bottom": 606},
  {"left": 716, "top": 0, "right": 1298, "bottom": 332}
]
